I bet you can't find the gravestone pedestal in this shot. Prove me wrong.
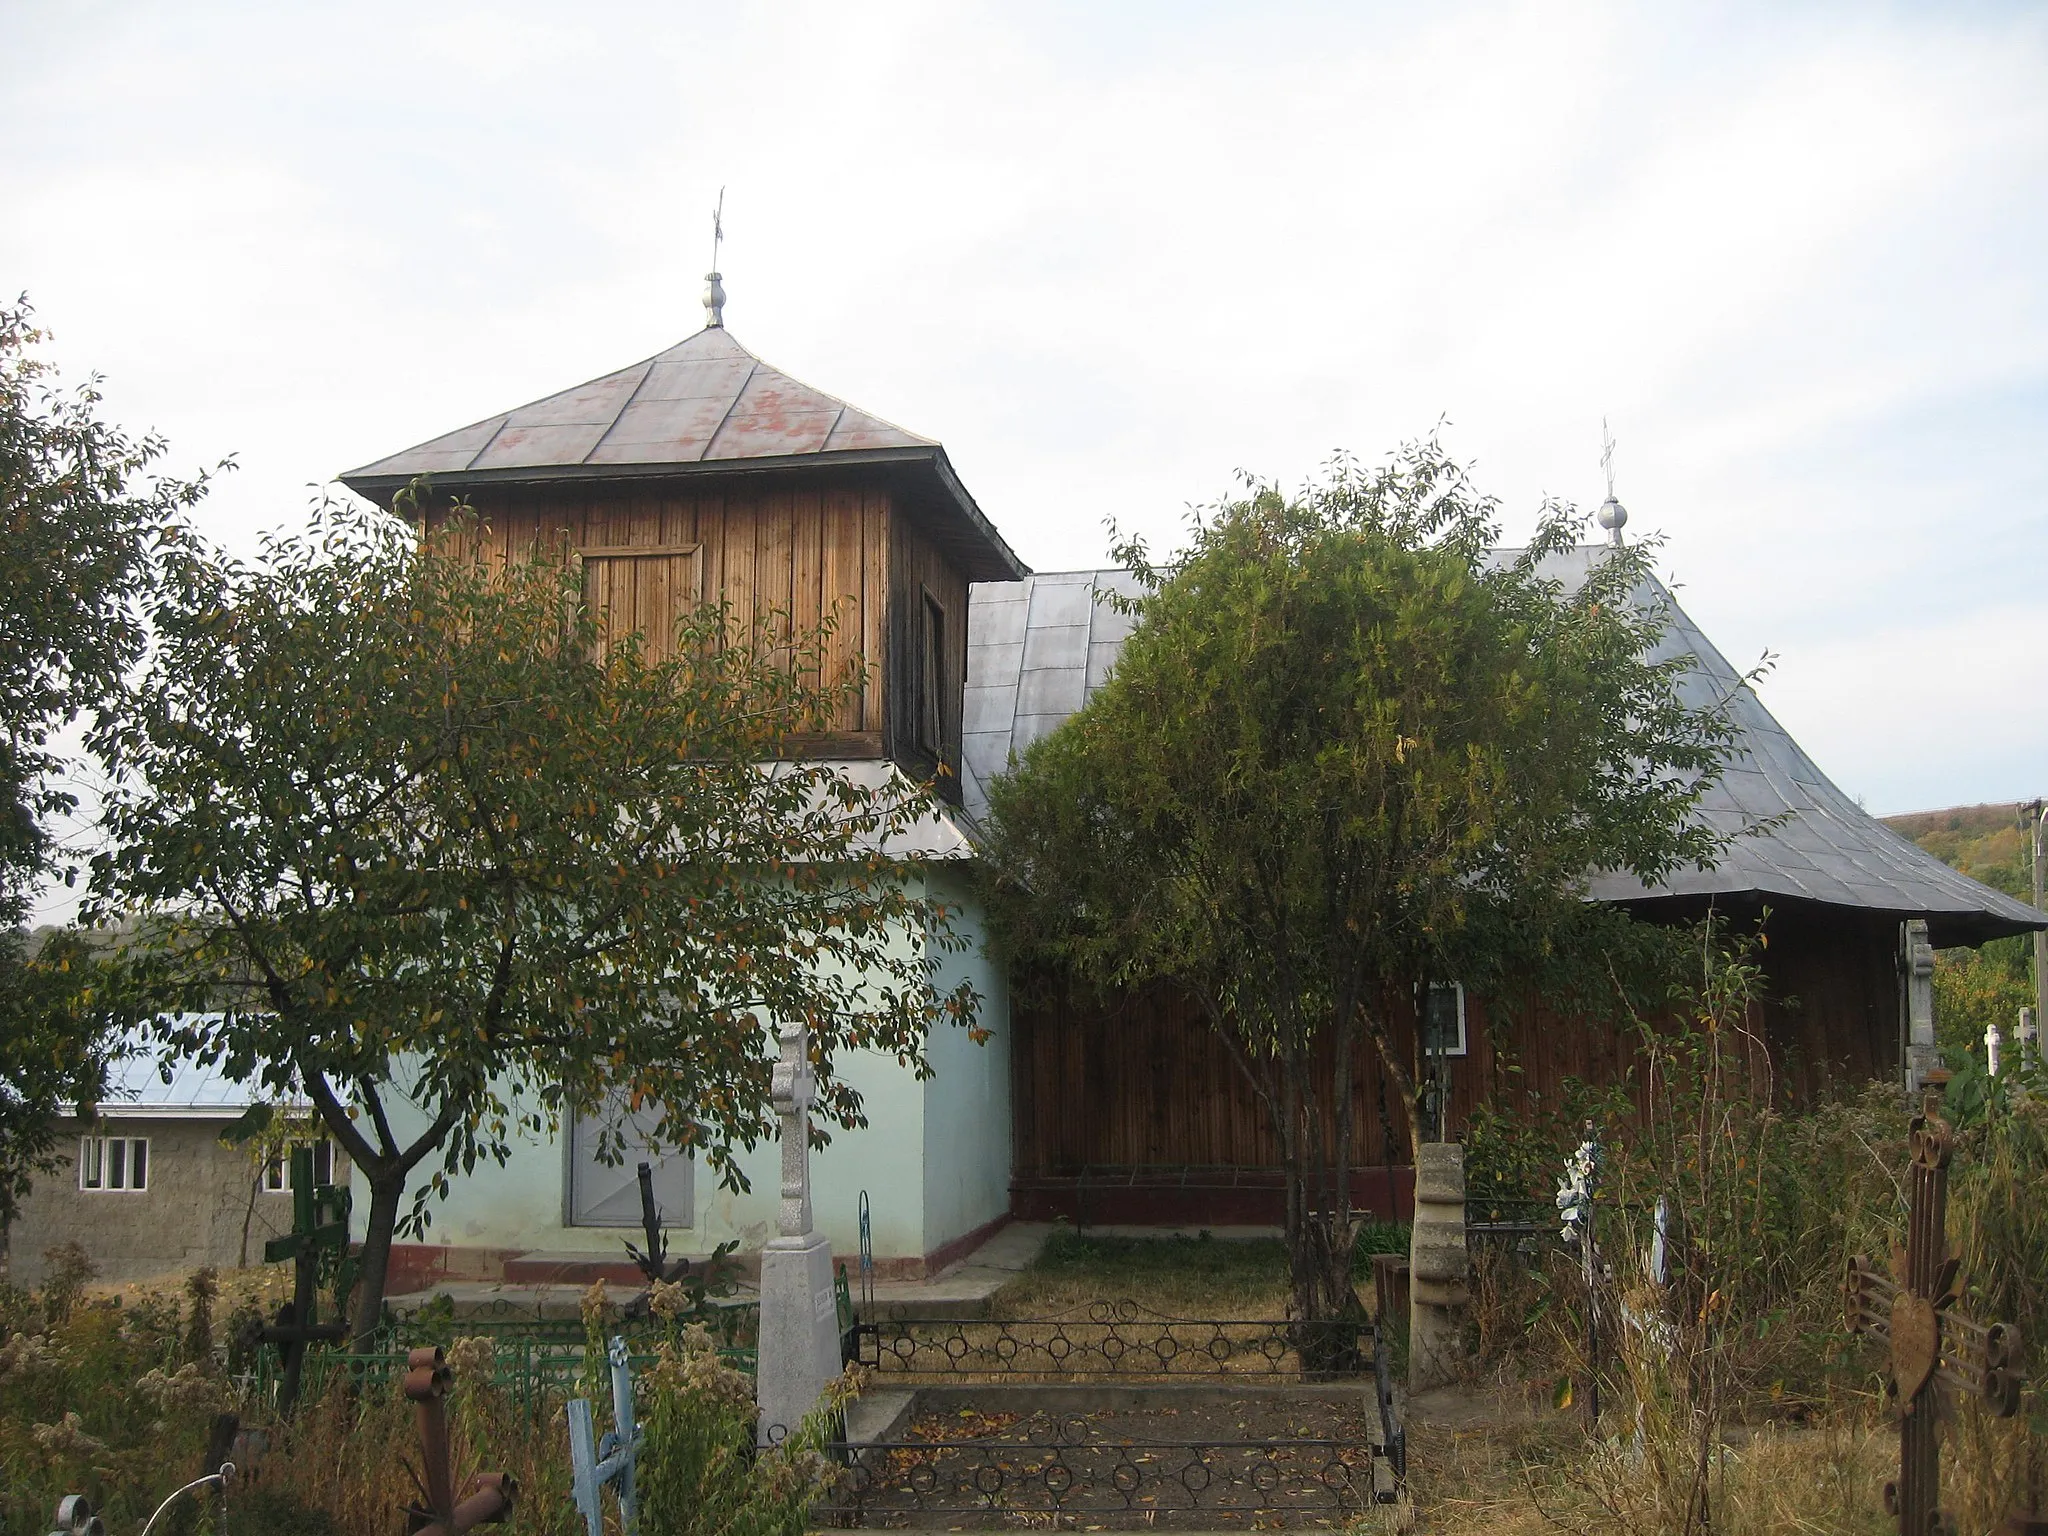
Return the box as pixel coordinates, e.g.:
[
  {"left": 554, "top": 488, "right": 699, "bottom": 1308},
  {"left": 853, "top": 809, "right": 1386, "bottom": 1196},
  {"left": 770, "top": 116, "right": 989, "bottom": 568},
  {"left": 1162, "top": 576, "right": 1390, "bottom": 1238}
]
[
  {"left": 1408, "top": 1142, "right": 1468, "bottom": 1392},
  {"left": 754, "top": 1021, "right": 843, "bottom": 1446},
  {"left": 756, "top": 1230, "right": 841, "bottom": 1445}
]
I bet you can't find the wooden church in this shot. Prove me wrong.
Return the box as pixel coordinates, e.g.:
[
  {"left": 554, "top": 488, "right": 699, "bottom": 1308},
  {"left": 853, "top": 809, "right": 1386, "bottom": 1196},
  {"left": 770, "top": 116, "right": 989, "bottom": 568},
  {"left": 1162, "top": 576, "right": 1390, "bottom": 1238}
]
[
  {"left": 341, "top": 277, "right": 1023, "bottom": 1287},
  {"left": 340, "top": 280, "right": 2044, "bottom": 1281}
]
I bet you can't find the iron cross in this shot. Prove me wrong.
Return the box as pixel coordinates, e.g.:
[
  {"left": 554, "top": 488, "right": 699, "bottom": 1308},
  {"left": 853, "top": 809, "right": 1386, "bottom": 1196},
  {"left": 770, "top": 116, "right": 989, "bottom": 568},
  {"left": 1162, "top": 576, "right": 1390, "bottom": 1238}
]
[
  {"left": 402, "top": 1346, "right": 518, "bottom": 1535},
  {"left": 258, "top": 1143, "right": 353, "bottom": 1414},
  {"left": 1846, "top": 1094, "right": 2028, "bottom": 1535}
]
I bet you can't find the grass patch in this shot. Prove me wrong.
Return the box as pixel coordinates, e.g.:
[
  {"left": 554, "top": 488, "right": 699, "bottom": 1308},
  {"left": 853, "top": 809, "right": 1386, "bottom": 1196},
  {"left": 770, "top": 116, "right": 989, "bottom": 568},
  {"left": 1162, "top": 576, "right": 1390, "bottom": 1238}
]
[{"left": 994, "top": 1222, "right": 1412, "bottom": 1317}]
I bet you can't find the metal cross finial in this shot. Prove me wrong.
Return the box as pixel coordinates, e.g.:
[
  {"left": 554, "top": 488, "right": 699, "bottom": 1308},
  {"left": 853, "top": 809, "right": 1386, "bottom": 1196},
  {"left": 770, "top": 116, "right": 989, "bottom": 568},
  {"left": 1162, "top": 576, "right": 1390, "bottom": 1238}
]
[
  {"left": 1596, "top": 419, "right": 1629, "bottom": 547},
  {"left": 703, "top": 186, "right": 727, "bottom": 328}
]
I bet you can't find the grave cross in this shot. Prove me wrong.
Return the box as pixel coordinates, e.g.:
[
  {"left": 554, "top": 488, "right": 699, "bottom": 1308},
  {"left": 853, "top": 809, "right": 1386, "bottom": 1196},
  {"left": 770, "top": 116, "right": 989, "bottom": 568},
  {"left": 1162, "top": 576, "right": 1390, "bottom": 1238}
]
[
  {"left": 772, "top": 1019, "right": 816, "bottom": 1237},
  {"left": 755, "top": 1018, "right": 840, "bottom": 1446},
  {"left": 1846, "top": 1095, "right": 2029, "bottom": 1536},
  {"left": 402, "top": 1346, "right": 518, "bottom": 1536},
  {"left": 568, "top": 1335, "right": 642, "bottom": 1536},
  {"left": 260, "top": 1144, "right": 353, "bottom": 1413}
]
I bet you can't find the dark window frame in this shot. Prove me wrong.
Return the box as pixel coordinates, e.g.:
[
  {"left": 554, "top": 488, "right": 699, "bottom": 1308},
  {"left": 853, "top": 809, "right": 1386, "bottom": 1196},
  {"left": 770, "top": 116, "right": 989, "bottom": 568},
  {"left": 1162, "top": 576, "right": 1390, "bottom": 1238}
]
[{"left": 916, "top": 587, "right": 948, "bottom": 757}]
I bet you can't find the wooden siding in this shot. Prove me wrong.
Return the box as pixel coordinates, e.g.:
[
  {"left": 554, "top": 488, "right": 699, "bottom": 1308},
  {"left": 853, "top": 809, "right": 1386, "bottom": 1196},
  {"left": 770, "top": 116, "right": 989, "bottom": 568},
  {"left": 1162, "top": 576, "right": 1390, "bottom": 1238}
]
[
  {"left": 1011, "top": 908, "right": 1905, "bottom": 1200},
  {"left": 433, "top": 480, "right": 895, "bottom": 747}
]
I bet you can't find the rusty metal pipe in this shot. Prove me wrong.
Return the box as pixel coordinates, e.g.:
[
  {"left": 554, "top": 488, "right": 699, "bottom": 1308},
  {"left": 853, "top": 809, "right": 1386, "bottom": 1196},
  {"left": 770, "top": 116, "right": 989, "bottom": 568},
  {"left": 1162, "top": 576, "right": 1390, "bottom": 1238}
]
[{"left": 410, "top": 1473, "right": 518, "bottom": 1536}]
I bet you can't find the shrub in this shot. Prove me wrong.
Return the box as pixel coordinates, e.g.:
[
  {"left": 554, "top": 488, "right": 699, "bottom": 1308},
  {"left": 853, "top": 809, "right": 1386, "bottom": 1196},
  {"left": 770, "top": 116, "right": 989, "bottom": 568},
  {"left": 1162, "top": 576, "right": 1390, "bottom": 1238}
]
[{"left": 637, "top": 1325, "right": 852, "bottom": 1536}]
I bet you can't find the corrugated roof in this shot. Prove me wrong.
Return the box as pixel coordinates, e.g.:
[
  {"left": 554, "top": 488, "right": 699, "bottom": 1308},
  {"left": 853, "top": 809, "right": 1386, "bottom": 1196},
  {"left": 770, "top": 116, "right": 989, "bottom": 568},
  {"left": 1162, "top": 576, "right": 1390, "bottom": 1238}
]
[
  {"left": 340, "top": 326, "right": 1027, "bottom": 582},
  {"left": 94, "top": 1021, "right": 298, "bottom": 1120},
  {"left": 962, "top": 558, "right": 2047, "bottom": 946}
]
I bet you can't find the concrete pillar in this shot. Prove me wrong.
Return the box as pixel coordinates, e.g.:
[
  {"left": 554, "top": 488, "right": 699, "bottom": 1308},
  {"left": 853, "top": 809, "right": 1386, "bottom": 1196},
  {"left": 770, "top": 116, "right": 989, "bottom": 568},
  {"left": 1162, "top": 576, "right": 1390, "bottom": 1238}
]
[
  {"left": 1408, "top": 1142, "right": 1468, "bottom": 1392},
  {"left": 755, "top": 1021, "right": 842, "bottom": 1445}
]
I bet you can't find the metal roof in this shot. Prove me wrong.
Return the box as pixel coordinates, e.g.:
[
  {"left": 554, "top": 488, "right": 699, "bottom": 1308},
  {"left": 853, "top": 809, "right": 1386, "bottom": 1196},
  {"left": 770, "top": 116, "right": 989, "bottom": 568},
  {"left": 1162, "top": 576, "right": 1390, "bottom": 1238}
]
[
  {"left": 93, "top": 1021, "right": 301, "bottom": 1120},
  {"left": 962, "top": 558, "right": 2047, "bottom": 946},
  {"left": 340, "top": 326, "right": 1026, "bottom": 582}
]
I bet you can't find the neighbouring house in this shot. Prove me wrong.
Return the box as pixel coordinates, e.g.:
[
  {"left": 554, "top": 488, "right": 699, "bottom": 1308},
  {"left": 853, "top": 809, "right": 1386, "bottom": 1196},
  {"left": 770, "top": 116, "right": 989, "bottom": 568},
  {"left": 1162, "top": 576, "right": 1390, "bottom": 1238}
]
[
  {"left": 4, "top": 1038, "right": 347, "bottom": 1286},
  {"left": 333, "top": 289, "right": 2045, "bottom": 1278}
]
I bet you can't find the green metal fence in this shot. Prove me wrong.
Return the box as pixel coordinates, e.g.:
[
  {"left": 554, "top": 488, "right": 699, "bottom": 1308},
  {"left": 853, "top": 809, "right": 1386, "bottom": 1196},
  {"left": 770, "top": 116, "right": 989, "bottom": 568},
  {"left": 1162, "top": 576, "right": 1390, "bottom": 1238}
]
[{"left": 246, "top": 1326, "right": 757, "bottom": 1418}]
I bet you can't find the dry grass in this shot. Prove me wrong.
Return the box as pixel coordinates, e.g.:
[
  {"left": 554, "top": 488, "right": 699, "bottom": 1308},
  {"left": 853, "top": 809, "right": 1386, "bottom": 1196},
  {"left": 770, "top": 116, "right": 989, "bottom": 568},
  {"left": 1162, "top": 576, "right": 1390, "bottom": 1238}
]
[{"left": 1343, "top": 1393, "right": 1898, "bottom": 1536}]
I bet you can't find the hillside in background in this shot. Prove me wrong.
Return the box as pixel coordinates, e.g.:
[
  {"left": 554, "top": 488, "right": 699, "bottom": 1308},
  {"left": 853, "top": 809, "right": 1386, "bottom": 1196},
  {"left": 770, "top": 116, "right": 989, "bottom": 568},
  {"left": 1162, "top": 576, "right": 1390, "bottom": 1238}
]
[
  {"left": 1882, "top": 802, "right": 2033, "bottom": 901},
  {"left": 1883, "top": 803, "right": 2038, "bottom": 1063}
]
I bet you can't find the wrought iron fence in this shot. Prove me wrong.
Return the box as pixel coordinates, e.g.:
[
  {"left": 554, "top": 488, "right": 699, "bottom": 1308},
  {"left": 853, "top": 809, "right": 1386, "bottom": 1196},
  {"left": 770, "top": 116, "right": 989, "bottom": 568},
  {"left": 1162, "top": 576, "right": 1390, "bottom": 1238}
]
[
  {"left": 850, "top": 1299, "right": 1373, "bottom": 1379},
  {"left": 242, "top": 1334, "right": 756, "bottom": 1417},
  {"left": 1465, "top": 1194, "right": 1557, "bottom": 1245},
  {"left": 823, "top": 1414, "right": 1399, "bottom": 1525}
]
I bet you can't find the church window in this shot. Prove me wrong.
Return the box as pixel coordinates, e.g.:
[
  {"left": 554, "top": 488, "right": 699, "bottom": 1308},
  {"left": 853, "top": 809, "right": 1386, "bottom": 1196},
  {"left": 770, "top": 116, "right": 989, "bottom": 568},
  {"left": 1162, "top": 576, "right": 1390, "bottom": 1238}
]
[
  {"left": 1422, "top": 982, "right": 1467, "bottom": 1057},
  {"left": 916, "top": 590, "right": 948, "bottom": 755}
]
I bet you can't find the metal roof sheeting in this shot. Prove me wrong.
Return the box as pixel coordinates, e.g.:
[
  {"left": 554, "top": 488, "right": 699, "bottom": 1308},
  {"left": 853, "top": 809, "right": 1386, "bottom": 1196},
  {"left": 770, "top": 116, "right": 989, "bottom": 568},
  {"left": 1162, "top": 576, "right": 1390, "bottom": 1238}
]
[
  {"left": 344, "top": 328, "right": 934, "bottom": 481},
  {"left": 962, "top": 557, "right": 2047, "bottom": 945},
  {"left": 93, "top": 1021, "right": 299, "bottom": 1120},
  {"left": 340, "top": 326, "right": 1027, "bottom": 583}
]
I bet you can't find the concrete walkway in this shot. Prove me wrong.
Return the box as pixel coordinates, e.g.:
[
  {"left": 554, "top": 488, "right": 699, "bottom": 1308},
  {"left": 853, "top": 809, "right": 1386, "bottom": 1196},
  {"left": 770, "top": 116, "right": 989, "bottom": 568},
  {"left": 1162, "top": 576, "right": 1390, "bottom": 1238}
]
[
  {"left": 386, "top": 1220, "right": 1056, "bottom": 1320},
  {"left": 856, "top": 1219, "right": 1050, "bottom": 1318}
]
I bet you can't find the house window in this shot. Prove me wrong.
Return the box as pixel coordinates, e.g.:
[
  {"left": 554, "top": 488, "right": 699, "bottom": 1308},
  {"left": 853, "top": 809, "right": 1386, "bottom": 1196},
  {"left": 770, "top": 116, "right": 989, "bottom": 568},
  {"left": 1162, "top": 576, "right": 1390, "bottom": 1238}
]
[
  {"left": 79, "top": 1136, "right": 149, "bottom": 1192},
  {"left": 1422, "top": 982, "right": 1467, "bottom": 1057},
  {"left": 916, "top": 591, "right": 947, "bottom": 756},
  {"left": 264, "top": 1139, "right": 335, "bottom": 1192}
]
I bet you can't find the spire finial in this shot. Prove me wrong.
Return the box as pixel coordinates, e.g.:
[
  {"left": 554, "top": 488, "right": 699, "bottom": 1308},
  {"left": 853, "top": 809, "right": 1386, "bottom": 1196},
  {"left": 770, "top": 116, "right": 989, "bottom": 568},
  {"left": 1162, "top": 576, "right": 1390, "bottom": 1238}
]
[
  {"left": 703, "top": 186, "right": 727, "bottom": 328},
  {"left": 1597, "top": 417, "right": 1628, "bottom": 547}
]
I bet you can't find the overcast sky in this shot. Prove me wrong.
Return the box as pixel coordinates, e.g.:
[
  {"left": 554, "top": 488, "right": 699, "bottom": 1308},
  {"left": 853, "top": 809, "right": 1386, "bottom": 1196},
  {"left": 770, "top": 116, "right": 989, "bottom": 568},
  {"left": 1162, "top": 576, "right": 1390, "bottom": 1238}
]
[{"left": 7, "top": 0, "right": 2047, "bottom": 852}]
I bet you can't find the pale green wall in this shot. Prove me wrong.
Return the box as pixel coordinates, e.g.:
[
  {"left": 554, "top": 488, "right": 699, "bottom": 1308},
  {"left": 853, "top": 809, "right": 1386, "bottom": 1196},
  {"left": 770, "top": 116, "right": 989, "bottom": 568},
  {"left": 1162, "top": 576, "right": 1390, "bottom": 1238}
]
[
  {"left": 353, "top": 868, "right": 1012, "bottom": 1267},
  {"left": 919, "top": 868, "right": 1012, "bottom": 1251}
]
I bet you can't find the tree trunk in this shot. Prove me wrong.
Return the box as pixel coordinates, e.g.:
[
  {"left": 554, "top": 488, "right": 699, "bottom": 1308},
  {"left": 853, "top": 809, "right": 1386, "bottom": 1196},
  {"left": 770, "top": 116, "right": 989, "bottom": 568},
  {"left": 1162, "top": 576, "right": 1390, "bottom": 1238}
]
[{"left": 350, "top": 1171, "right": 406, "bottom": 1353}]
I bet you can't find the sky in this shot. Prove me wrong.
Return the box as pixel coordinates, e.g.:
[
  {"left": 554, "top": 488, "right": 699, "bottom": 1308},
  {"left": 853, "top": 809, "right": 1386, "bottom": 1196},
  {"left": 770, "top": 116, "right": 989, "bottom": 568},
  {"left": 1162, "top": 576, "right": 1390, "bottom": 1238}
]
[{"left": 6, "top": 0, "right": 2047, "bottom": 866}]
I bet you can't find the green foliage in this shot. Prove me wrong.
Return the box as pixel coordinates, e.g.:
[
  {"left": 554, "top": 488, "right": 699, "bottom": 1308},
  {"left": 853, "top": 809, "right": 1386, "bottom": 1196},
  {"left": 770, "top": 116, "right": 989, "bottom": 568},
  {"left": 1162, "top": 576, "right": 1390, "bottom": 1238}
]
[
  {"left": 1883, "top": 803, "right": 2040, "bottom": 1065},
  {"left": 87, "top": 497, "right": 980, "bottom": 1341},
  {"left": 637, "top": 1328, "right": 848, "bottom": 1536},
  {"left": 979, "top": 440, "right": 1739, "bottom": 1329},
  {"left": 0, "top": 298, "right": 213, "bottom": 1223},
  {"left": 0, "top": 1270, "right": 230, "bottom": 1536}
]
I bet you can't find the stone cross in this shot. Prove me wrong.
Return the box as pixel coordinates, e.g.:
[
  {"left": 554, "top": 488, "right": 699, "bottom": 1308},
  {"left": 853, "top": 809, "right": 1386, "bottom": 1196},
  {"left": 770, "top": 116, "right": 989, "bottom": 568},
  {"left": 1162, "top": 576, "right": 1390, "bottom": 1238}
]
[
  {"left": 755, "top": 1018, "right": 842, "bottom": 1447},
  {"left": 1904, "top": 920, "right": 1942, "bottom": 1098},
  {"left": 1407, "top": 1143, "right": 1468, "bottom": 1391},
  {"left": 1846, "top": 1095, "right": 2027, "bottom": 1536},
  {"left": 773, "top": 1019, "right": 817, "bottom": 1237}
]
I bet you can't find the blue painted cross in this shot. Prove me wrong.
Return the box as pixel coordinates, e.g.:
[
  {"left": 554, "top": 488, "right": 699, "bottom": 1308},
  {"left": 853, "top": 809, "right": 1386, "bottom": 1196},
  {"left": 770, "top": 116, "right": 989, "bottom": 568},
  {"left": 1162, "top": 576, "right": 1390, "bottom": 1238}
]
[{"left": 569, "top": 1335, "right": 642, "bottom": 1536}]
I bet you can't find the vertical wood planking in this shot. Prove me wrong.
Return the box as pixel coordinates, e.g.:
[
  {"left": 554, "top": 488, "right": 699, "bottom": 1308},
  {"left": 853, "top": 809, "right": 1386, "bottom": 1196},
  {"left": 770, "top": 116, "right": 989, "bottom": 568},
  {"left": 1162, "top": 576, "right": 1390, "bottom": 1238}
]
[
  {"left": 822, "top": 488, "right": 864, "bottom": 731},
  {"left": 861, "top": 489, "right": 889, "bottom": 736},
  {"left": 790, "top": 488, "right": 823, "bottom": 696},
  {"left": 724, "top": 493, "right": 757, "bottom": 649},
  {"left": 435, "top": 474, "right": 890, "bottom": 743}
]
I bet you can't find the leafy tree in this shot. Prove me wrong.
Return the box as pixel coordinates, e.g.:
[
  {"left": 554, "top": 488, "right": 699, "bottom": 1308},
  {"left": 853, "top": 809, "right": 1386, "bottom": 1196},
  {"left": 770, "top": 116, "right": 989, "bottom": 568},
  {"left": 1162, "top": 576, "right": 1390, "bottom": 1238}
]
[
  {"left": 90, "top": 501, "right": 978, "bottom": 1344},
  {"left": 0, "top": 298, "right": 211, "bottom": 1220},
  {"left": 978, "top": 443, "right": 1737, "bottom": 1351}
]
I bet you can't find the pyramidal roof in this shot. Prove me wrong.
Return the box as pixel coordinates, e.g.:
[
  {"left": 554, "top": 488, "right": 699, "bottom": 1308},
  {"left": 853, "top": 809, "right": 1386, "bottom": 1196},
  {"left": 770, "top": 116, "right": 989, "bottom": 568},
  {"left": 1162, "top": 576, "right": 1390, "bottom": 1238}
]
[
  {"left": 341, "top": 325, "right": 1026, "bottom": 580},
  {"left": 346, "top": 326, "right": 939, "bottom": 481}
]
